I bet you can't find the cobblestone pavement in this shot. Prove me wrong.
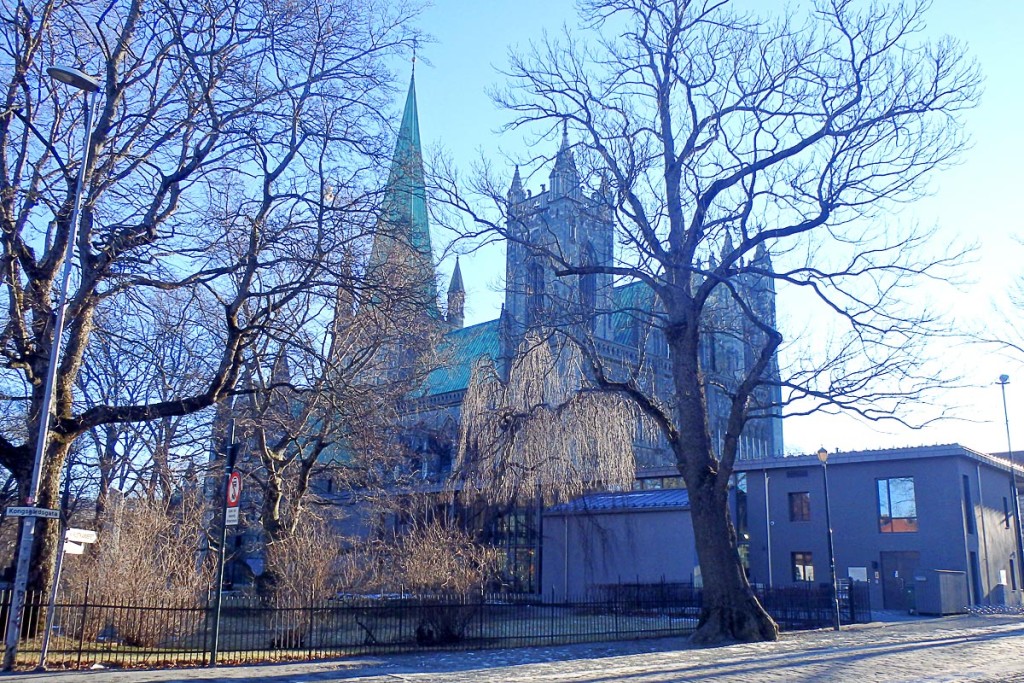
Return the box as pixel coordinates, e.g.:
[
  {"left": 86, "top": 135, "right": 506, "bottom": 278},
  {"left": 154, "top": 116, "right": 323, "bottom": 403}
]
[{"left": 5, "top": 614, "right": 1024, "bottom": 683}]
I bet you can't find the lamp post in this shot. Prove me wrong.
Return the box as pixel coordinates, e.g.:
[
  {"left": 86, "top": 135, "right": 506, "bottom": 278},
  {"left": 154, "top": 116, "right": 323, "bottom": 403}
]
[
  {"left": 997, "top": 375, "right": 1024, "bottom": 590},
  {"left": 2, "top": 66, "right": 100, "bottom": 671},
  {"left": 817, "top": 447, "right": 841, "bottom": 631}
]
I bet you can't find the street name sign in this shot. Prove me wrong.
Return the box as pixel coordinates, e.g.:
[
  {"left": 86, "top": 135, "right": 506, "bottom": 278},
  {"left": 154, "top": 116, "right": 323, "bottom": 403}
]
[{"left": 6, "top": 506, "right": 59, "bottom": 519}]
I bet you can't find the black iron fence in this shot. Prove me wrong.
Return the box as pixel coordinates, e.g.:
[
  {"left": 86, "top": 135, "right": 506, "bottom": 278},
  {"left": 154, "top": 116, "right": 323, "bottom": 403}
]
[
  {"left": 594, "top": 580, "right": 871, "bottom": 631},
  {"left": 0, "top": 582, "right": 870, "bottom": 669}
]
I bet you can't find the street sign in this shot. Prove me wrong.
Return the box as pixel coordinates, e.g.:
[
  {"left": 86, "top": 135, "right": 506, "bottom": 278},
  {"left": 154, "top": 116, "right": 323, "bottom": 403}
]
[
  {"left": 226, "top": 471, "right": 242, "bottom": 507},
  {"left": 62, "top": 541, "right": 85, "bottom": 555},
  {"left": 225, "top": 507, "right": 239, "bottom": 526},
  {"left": 6, "top": 506, "right": 59, "bottom": 519},
  {"left": 65, "top": 528, "right": 97, "bottom": 544}
]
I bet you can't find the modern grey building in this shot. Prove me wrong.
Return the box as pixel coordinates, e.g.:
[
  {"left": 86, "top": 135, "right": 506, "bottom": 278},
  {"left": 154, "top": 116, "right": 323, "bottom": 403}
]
[
  {"left": 542, "top": 489, "right": 697, "bottom": 601},
  {"left": 543, "top": 444, "right": 1023, "bottom": 612},
  {"left": 735, "top": 444, "right": 1023, "bottom": 611}
]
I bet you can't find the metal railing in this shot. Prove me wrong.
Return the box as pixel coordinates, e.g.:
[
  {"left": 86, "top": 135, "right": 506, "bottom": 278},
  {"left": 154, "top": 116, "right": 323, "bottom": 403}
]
[
  {"left": 0, "top": 582, "right": 870, "bottom": 669},
  {"left": 594, "top": 580, "right": 872, "bottom": 631}
]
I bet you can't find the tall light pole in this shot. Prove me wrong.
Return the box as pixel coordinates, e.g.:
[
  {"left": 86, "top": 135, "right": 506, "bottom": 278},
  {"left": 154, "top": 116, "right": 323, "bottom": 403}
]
[
  {"left": 997, "top": 375, "right": 1024, "bottom": 591},
  {"left": 817, "top": 447, "right": 841, "bottom": 631},
  {"left": 3, "top": 66, "right": 100, "bottom": 671}
]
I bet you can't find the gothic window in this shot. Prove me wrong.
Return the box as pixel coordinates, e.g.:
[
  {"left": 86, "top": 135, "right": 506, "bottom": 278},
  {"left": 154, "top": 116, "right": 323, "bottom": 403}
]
[
  {"left": 527, "top": 262, "right": 545, "bottom": 326},
  {"left": 580, "top": 244, "right": 598, "bottom": 332}
]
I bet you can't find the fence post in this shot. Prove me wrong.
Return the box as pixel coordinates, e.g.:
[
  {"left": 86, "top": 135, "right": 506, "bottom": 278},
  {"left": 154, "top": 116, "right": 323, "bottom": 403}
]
[
  {"left": 307, "top": 588, "right": 315, "bottom": 660},
  {"left": 614, "top": 590, "right": 620, "bottom": 638},
  {"left": 76, "top": 581, "right": 89, "bottom": 670},
  {"left": 847, "top": 583, "right": 854, "bottom": 623}
]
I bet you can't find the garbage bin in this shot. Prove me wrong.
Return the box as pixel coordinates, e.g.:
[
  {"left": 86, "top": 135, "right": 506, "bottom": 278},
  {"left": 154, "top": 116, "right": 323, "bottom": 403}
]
[
  {"left": 914, "top": 570, "right": 968, "bottom": 615},
  {"left": 905, "top": 584, "right": 917, "bottom": 615}
]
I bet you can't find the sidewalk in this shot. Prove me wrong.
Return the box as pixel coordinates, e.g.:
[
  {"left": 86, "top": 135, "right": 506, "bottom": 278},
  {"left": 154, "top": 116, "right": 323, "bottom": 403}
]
[{"left": 4, "top": 613, "right": 1024, "bottom": 682}]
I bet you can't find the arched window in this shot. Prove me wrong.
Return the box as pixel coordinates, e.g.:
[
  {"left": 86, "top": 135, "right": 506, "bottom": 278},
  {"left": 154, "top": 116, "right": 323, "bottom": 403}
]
[
  {"left": 580, "top": 243, "right": 597, "bottom": 316},
  {"left": 527, "top": 262, "right": 545, "bottom": 326}
]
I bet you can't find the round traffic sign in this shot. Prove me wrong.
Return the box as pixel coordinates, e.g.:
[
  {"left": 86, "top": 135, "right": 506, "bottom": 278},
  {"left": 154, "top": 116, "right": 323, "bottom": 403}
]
[{"left": 227, "top": 471, "right": 242, "bottom": 506}]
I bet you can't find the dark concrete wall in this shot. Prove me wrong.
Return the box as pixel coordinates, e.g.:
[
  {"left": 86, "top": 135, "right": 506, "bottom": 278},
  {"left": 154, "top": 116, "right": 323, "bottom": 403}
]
[{"left": 541, "top": 507, "right": 697, "bottom": 601}]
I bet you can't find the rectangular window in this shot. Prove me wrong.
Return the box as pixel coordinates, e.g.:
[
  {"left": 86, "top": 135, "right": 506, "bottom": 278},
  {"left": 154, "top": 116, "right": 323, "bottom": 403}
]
[
  {"left": 735, "top": 473, "right": 749, "bottom": 540},
  {"left": 878, "top": 477, "right": 918, "bottom": 533},
  {"left": 963, "top": 475, "right": 975, "bottom": 535},
  {"left": 792, "top": 552, "right": 814, "bottom": 582},
  {"left": 1005, "top": 497, "right": 1012, "bottom": 530},
  {"left": 1012, "top": 559, "right": 1018, "bottom": 592},
  {"left": 789, "top": 492, "right": 811, "bottom": 522}
]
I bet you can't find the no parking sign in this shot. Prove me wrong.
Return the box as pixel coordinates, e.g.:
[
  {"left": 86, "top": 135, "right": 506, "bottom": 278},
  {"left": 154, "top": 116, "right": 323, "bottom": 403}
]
[{"left": 225, "top": 471, "right": 242, "bottom": 525}]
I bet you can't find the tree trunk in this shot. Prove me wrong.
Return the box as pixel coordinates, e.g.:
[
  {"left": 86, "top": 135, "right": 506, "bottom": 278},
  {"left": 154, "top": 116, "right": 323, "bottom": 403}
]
[
  {"left": 668, "top": 313, "right": 777, "bottom": 644},
  {"left": 255, "top": 469, "right": 287, "bottom": 597},
  {"left": 27, "top": 439, "right": 71, "bottom": 597},
  {"left": 94, "top": 424, "right": 120, "bottom": 524},
  {"left": 686, "top": 477, "right": 777, "bottom": 644}
]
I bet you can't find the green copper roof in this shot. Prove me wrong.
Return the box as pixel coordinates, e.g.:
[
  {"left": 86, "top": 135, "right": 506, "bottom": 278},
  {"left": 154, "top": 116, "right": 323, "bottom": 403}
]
[
  {"left": 611, "top": 281, "right": 655, "bottom": 346},
  {"left": 369, "top": 75, "right": 438, "bottom": 313},
  {"left": 418, "top": 319, "right": 500, "bottom": 397},
  {"left": 414, "top": 283, "right": 652, "bottom": 400}
]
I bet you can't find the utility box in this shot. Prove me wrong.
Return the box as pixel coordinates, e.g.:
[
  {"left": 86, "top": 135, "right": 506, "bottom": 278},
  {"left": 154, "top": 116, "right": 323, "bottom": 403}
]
[{"left": 914, "top": 570, "right": 968, "bottom": 615}]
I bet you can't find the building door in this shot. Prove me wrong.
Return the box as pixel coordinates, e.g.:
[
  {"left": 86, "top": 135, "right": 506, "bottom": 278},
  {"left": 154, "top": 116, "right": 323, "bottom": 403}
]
[{"left": 880, "top": 551, "right": 920, "bottom": 610}]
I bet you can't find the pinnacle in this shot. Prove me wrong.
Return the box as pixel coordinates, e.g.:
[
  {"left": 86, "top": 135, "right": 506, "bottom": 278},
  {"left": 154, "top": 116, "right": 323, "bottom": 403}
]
[{"left": 449, "top": 256, "right": 465, "bottom": 293}]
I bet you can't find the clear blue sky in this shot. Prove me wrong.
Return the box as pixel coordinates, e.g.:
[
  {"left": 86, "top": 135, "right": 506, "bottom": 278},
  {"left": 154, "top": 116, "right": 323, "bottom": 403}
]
[{"left": 409, "top": 0, "right": 1024, "bottom": 456}]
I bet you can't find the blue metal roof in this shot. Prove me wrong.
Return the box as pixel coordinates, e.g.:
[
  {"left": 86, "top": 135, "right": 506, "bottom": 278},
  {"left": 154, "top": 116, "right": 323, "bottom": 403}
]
[{"left": 547, "top": 489, "right": 690, "bottom": 514}]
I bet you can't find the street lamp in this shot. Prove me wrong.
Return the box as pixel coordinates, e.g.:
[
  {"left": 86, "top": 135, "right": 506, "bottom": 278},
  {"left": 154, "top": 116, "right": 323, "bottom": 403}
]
[
  {"left": 997, "top": 375, "right": 1024, "bottom": 591},
  {"left": 817, "top": 447, "right": 841, "bottom": 631},
  {"left": 2, "top": 65, "right": 100, "bottom": 671}
]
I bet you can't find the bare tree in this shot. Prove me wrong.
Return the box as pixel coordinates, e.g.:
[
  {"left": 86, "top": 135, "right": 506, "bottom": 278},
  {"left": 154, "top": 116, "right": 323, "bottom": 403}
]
[
  {"left": 230, "top": 268, "right": 443, "bottom": 595},
  {"left": 0, "top": 0, "right": 421, "bottom": 597},
  {"left": 456, "top": 331, "right": 640, "bottom": 505},
  {"left": 74, "top": 290, "right": 217, "bottom": 517},
  {"left": 437, "top": 0, "right": 979, "bottom": 643}
]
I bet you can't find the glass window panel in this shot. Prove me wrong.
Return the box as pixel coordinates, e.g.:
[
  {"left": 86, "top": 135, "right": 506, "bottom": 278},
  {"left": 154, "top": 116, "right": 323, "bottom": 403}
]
[
  {"left": 789, "top": 492, "right": 811, "bottom": 522},
  {"left": 792, "top": 552, "right": 814, "bottom": 582},
  {"left": 889, "top": 478, "right": 916, "bottom": 519},
  {"left": 878, "top": 477, "right": 917, "bottom": 533}
]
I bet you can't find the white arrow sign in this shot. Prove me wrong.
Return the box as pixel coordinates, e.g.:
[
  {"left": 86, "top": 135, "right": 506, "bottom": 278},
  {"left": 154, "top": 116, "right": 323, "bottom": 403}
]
[
  {"left": 63, "top": 541, "right": 85, "bottom": 555},
  {"left": 65, "top": 528, "right": 97, "bottom": 544}
]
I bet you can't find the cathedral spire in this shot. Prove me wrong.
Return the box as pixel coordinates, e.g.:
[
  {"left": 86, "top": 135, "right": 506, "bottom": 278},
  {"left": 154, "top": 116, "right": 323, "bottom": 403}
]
[
  {"left": 508, "top": 165, "right": 524, "bottom": 206},
  {"left": 271, "top": 345, "right": 291, "bottom": 386},
  {"left": 549, "top": 120, "right": 580, "bottom": 199},
  {"left": 751, "top": 242, "right": 776, "bottom": 294},
  {"left": 449, "top": 256, "right": 464, "bottom": 294},
  {"left": 447, "top": 257, "right": 465, "bottom": 329},
  {"left": 369, "top": 74, "right": 438, "bottom": 314}
]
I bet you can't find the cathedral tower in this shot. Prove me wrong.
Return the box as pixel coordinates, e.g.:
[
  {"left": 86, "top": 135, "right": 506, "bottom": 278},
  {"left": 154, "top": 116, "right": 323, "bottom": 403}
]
[{"left": 501, "top": 126, "right": 616, "bottom": 370}]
